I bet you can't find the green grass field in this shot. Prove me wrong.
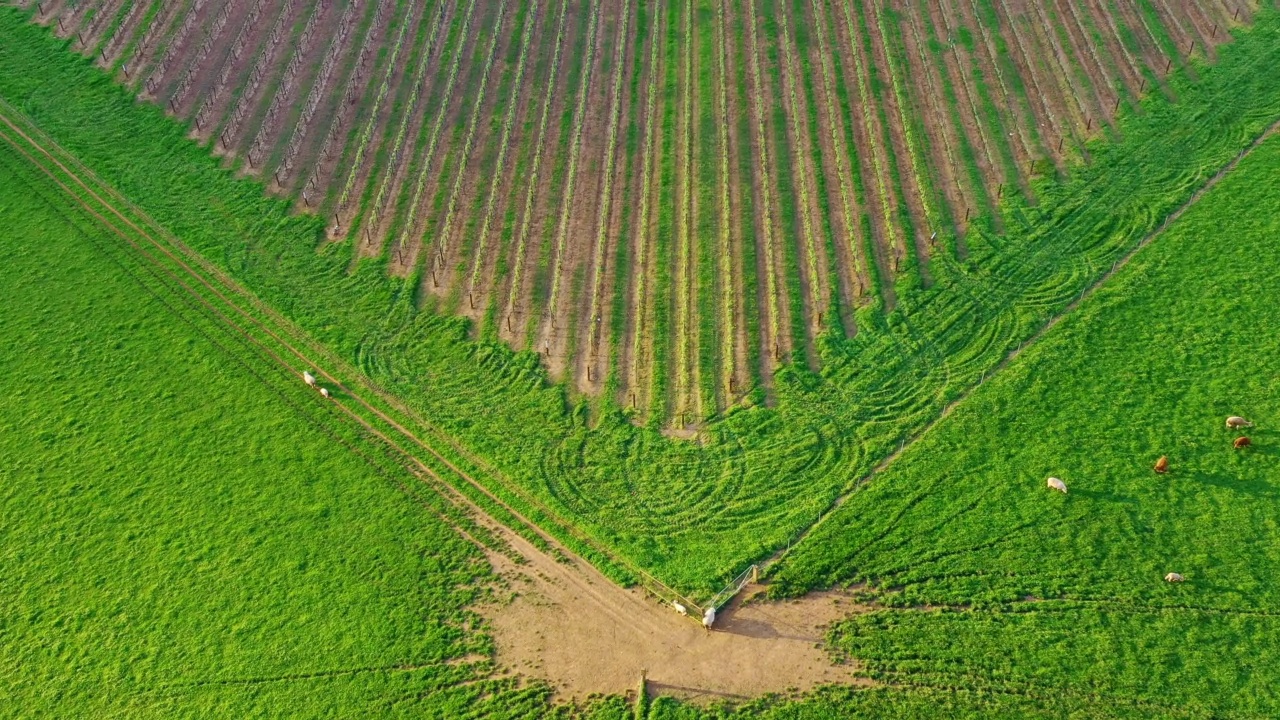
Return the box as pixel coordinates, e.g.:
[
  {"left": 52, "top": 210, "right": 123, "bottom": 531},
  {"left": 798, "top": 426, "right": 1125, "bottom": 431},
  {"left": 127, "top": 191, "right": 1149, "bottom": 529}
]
[
  {"left": 0, "top": 138, "right": 568, "bottom": 719},
  {"left": 5, "top": 5, "right": 1280, "bottom": 717},
  {"left": 772, "top": 122, "right": 1280, "bottom": 718}
]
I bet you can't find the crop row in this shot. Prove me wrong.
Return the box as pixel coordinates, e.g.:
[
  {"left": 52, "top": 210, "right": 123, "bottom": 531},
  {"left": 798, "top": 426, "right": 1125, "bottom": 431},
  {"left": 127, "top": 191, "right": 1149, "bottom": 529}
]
[{"left": 34, "top": 0, "right": 1250, "bottom": 425}]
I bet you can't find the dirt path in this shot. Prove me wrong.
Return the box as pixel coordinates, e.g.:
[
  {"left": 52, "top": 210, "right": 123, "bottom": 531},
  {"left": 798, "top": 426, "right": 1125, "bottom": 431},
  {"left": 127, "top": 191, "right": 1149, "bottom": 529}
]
[{"left": 483, "top": 531, "right": 870, "bottom": 703}]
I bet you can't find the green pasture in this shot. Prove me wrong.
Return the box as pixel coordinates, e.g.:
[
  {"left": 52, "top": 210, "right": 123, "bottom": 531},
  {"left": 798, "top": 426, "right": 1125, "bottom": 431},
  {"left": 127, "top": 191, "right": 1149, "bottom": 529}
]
[
  {"left": 2, "top": 4, "right": 1280, "bottom": 600},
  {"left": 0, "top": 139, "right": 561, "bottom": 719},
  {"left": 774, "top": 117, "right": 1280, "bottom": 717}
]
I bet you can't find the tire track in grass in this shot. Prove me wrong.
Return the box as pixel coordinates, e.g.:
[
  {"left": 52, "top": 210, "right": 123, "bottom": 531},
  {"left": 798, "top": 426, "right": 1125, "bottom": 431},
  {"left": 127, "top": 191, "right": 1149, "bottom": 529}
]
[
  {"left": 579, "top": 0, "right": 632, "bottom": 394},
  {"left": 421, "top": 0, "right": 511, "bottom": 298},
  {"left": 462, "top": 0, "right": 545, "bottom": 322},
  {"left": 535, "top": 1, "right": 601, "bottom": 376},
  {"left": 391, "top": 0, "right": 481, "bottom": 274},
  {"left": 622, "top": 0, "right": 665, "bottom": 415},
  {"left": 356, "top": 0, "right": 458, "bottom": 251}
]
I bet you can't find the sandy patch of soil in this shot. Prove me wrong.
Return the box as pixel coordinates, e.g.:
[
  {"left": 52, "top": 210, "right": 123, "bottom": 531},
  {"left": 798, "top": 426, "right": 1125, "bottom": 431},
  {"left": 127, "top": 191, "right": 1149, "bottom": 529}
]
[{"left": 479, "top": 539, "right": 870, "bottom": 704}]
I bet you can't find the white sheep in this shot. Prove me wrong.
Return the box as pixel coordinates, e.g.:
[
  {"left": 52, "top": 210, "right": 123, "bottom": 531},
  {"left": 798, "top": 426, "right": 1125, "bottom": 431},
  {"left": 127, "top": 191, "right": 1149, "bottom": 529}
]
[
  {"left": 319, "top": 387, "right": 330, "bottom": 399},
  {"left": 1164, "top": 572, "right": 1185, "bottom": 583},
  {"left": 672, "top": 602, "right": 687, "bottom": 616},
  {"left": 303, "top": 371, "right": 316, "bottom": 386},
  {"left": 1047, "top": 477, "right": 1067, "bottom": 494},
  {"left": 702, "top": 607, "right": 716, "bottom": 630},
  {"left": 1226, "top": 416, "right": 1254, "bottom": 429}
]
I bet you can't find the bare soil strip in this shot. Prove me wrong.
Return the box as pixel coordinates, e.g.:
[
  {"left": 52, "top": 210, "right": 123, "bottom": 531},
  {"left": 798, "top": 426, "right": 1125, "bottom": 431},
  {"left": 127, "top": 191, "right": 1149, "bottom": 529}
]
[
  {"left": 167, "top": 0, "right": 248, "bottom": 116},
  {"left": 240, "top": 0, "right": 337, "bottom": 169},
  {"left": 497, "top": 0, "right": 574, "bottom": 348},
  {"left": 139, "top": 0, "right": 212, "bottom": 99},
  {"left": 189, "top": 0, "right": 276, "bottom": 141},
  {"left": 578, "top": 0, "right": 635, "bottom": 394},
  {"left": 461, "top": 0, "right": 544, "bottom": 323},
  {"left": 866, "top": 0, "right": 940, "bottom": 272},
  {"left": 121, "top": 0, "right": 188, "bottom": 88},
  {"left": 390, "top": 0, "right": 483, "bottom": 273},
  {"left": 212, "top": 0, "right": 306, "bottom": 156},
  {"left": 831, "top": 0, "right": 903, "bottom": 303},
  {"left": 285, "top": 0, "right": 394, "bottom": 195},
  {"left": 421, "top": 0, "right": 514, "bottom": 299},
  {"left": 743, "top": 0, "right": 790, "bottom": 370},
  {"left": 776, "top": 0, "right": 829, "bottom": 358},
  {"left": 620, "top": 0, "right": 666, "bottom": 415},
  {"left": 536, "top": 1, "right": 602, "bottom": 378},
  {"left": 901, "top": 1, "right": 972, "bottom": 240},
  {"left": 805, "top": 0, "right": 867, "bottom": 327},
  {"left": 356, "top": 0, "right": 460, "bottom": 251},
  {"left": 1079, "top": 0, "right": 1147, "bottom": 105}
]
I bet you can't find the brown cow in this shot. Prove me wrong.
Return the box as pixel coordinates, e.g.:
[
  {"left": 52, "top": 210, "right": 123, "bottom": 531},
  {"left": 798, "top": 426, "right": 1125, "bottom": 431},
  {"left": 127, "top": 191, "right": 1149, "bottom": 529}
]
[
  {"left": 1234, "top": 437, "right": 1252, "bottom": 449},
  {"left": 1153, "top": 456, "right": 1169, "bottom": 474}
]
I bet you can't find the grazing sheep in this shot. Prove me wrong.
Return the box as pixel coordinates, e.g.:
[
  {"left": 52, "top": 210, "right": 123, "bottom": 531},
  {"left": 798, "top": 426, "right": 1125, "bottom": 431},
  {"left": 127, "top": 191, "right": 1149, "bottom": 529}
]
[
  {"left": 1154, "top": 456, "right": 1169, "bottom": 474},
  {"left": 1047, "top": 477, "right": 1068, "bottom": 494},
  {"left": 303, "top": 371, "right": 316, "bottom": 386},
  {"left": 1234, "top": 436, "right": 1252, "bottom": 449},
  {"left": 1165, "top": 572, "right": 1184, "bottom": 583},
  {"left": 1226, "top": 416, "right": 1254, "bottom": 429},
  {"left": 319, "top": 387, "right": 330, "bottom": 399}
]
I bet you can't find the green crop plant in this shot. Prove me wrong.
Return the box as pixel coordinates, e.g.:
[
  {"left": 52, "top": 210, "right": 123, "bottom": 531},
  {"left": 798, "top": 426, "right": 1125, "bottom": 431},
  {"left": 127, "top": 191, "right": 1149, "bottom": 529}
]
[
  {"left": 741, "top": 0, "right": 785, "bottom": 369},
  {"left": 501, "top": 0, "right": 569, "bottom": 337},
  {"left": 583, "top": 0, "right": 632, "bottom": 387},
  {"left": 424, "top": 0, "right": 510, "bottom": 295},
  {"left": 465, "top": 0, "right": 542, "bottom": 315},
  {"left": 393, "top": 0, "right": 479, "bottom": 262}
]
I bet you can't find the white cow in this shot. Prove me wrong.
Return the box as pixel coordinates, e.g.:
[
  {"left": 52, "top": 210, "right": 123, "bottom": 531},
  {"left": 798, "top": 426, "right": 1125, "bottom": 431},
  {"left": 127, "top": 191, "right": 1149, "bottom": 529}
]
[
  {"left": 319, "top": 387, "right": 330, "bottom": 399},
  {"left": 1164, "top": 572, "right": 1185, "bottom": 583},
  {"left": 1047, "top": 477, "right": 1068, "bottom": 494},
  {"left": 1226, "top": 416, "right": 1254, "bottom": 429},
  {"left": 303, "top": 371, "right": 316, "bottom": 386}
]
